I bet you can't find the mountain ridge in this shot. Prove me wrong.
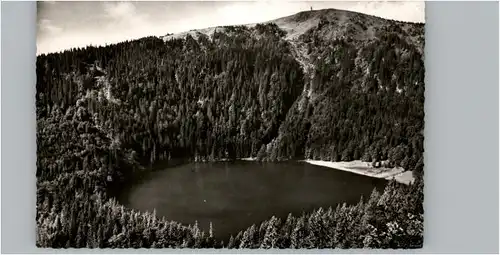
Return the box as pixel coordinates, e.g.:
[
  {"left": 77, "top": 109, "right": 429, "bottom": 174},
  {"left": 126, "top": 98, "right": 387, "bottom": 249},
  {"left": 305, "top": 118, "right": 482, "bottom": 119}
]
[
  {"left": 162, "top": 8, "right": 424, "bottom": 84},
  {"left": 162, "top": 8, "right": 423, "bottom": 47}
]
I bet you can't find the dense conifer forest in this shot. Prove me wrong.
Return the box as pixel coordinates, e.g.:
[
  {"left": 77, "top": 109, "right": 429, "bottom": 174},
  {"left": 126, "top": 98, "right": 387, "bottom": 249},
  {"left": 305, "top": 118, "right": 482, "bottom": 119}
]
[{"left": 36, "top": 9, "right": 424, "bottom": 248}]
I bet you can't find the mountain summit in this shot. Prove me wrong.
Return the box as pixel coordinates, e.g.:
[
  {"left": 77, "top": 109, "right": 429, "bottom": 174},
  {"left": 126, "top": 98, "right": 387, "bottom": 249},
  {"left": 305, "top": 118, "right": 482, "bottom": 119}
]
[{"left": 164, "top": 8, "right": 424, "bottom": 51}]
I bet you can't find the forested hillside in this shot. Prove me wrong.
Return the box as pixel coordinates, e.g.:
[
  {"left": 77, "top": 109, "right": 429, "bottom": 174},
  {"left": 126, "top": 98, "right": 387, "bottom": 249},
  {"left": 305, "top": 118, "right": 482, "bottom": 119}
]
[{"left": 36, "top": 9, "right": 425, "bottom": 248}]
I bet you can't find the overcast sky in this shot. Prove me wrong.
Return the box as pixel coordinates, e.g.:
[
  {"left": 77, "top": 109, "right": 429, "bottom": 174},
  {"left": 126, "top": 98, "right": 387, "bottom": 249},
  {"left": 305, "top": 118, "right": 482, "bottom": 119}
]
[{"left": 37, "top": 1, "right": 425, "bottom": 55}]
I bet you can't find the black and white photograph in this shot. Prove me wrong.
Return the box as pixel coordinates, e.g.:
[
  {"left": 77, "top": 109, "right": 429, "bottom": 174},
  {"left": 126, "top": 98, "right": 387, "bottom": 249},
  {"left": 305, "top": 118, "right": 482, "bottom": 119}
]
[{"left": 36, "top": 1, "right": 425, "bottom": 249}]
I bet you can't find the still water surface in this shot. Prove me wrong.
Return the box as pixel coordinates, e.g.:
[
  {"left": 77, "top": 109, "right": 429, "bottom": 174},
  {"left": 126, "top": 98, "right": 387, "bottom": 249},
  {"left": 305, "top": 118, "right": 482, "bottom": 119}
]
[{"left": 117, "top": 161, "right": 386, "bottom": 241}]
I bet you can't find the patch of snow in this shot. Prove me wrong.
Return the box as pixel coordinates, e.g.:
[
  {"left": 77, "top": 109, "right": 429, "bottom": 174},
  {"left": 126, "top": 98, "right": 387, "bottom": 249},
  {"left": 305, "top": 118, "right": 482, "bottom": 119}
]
[
  {"left": 163, "top": 27, "right": 218, "bottom": 41},
  {"left": 303, "top": 159, "right": 413, "bottom": 185},
  {"left": 240, "top": 157, "right": 257, "bottom": 161},
  {"left": 387, "top": 170, "right": 414, "bottom": 185},
  {"left": 272, "top": 18, "right": 320, "bottom": 40}
]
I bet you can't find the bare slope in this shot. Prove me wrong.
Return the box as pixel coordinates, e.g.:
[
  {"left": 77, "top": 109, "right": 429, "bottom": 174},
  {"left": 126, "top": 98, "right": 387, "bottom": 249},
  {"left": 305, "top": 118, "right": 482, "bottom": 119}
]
[
  {"left": 163, "top": 8, "right": 424, "bottom": 51},
  {"left": 162, "top": 8, "right": 424, "bottom": 99}
]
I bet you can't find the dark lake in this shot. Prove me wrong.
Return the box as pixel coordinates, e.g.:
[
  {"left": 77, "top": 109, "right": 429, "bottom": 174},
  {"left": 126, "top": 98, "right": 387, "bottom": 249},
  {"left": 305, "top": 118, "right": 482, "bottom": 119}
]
[{"left": 117, "top": 161, "right": 386, "bottom": 241}]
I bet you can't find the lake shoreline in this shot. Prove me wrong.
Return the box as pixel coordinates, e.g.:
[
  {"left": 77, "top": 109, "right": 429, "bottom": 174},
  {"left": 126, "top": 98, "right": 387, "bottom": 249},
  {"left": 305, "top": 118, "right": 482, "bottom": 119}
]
[
  {"left": 119, "top": 158, "right": 388, "bottom": 242},
  {"left": 302, "top": 160, "right": 415, "bottom": 185},
  {"left": 187, "top": 157, "right": 415, "bottom": 185}
]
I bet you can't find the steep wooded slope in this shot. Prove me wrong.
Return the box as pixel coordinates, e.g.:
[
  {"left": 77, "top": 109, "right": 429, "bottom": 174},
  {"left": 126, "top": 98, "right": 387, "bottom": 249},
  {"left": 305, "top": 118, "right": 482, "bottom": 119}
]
[{"left": 159, "top": 9, "right": 425, "bottom": 175}]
